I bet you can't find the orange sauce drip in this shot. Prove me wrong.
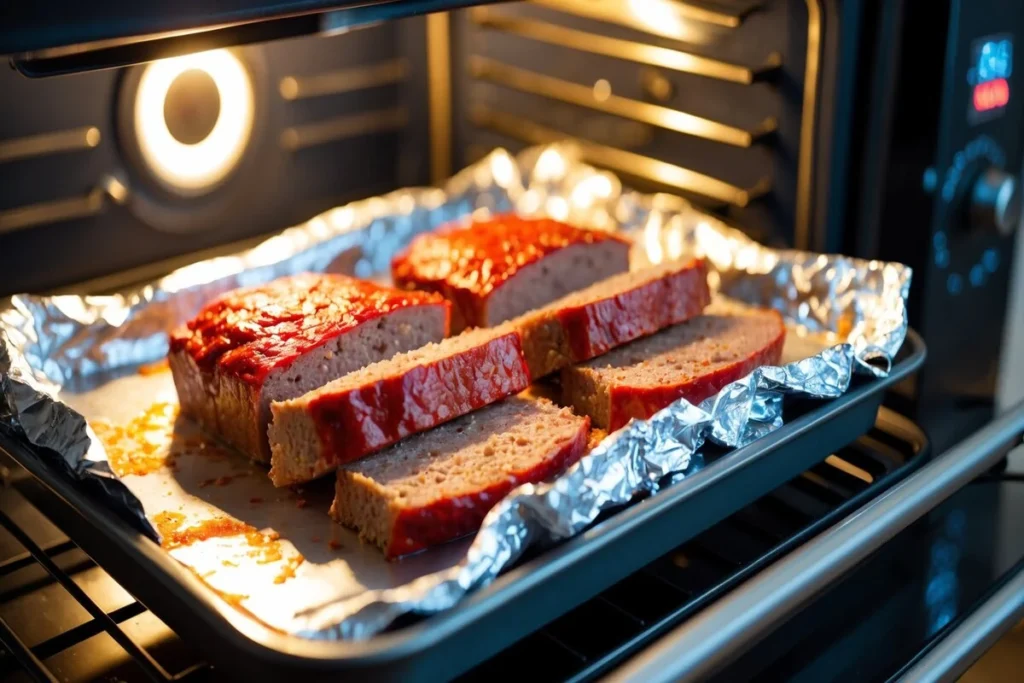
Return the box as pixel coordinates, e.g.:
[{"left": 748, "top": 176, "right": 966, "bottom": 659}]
[
  {"left": 158, "top": 516, "right": 257, "bottom": 550},
  {"left": 138, "top": 358, "right": 170, "bottom": 375},
  {"left": 92, "top": 402, "right": 180, "bottom": 476},
  {"left": 153, "top": 511, "right": 186, "bottom": 540},
  {"left": 245, "top": 529, "right": 285, "bottom": 564},
  {"left": 92, "top": 401, "right": 237, "bottom": 476},
  {"left": 219, "top": 592, "right": 250, "bottom": 607},
  {"left": 274, "top": 554, "right": 305, "bottom": 584}
]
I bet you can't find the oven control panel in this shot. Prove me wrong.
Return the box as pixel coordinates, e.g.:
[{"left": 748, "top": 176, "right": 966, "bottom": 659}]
[
  {"left": 960, "top": 35, "right": 1021, "bottom": 239},
  {"left": 909, "top": 6, "right": 1019, "bottom": 454},
  {"left": 931, "top": 21, "right": 1022, "bottom": 297}
]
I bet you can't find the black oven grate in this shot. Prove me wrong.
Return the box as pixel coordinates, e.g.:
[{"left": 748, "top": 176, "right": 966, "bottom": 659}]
[
  {"left": 0, "top": 407, "right": 925, "bottom": 683},
  {"left": 0, "top": 464, "right": 211, "bottom": 683}
]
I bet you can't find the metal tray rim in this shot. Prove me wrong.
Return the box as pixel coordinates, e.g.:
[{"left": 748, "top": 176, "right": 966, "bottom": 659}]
[{"left": 0, "top": 329, "right": 926, "bottom": 668}]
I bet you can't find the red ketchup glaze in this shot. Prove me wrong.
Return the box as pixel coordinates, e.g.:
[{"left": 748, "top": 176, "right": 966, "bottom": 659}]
[
  {"left": 607, "top": 328, "right": 786, "bottom": 431},
  {"left": 308, "top": 332, "right": 531, "bottom": 466},
  {"left": 558, "top": 258, "right": 710, "bottom": 362},
  {"left": 392, "top": 214, "right": 631, "bottom": 326},
  {"left": 169, "top": 273, "right": 447, "bottom": 386},
  {"left": 385, "top": 418, "right": 589, "bottom": 558}
]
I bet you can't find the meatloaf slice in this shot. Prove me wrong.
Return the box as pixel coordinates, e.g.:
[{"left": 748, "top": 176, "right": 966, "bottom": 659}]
[
  {"left": 267, "top": 326, "right": 531, "bottom": 486},
  {"left": 561, "top": 307, "right": 786, "bottom": 431},
  {"left": 168, "top": 273, "right": 449, "bottom": 463},
  {"left": 392, "top": 214, "right": 632, "bottom": 332},
  {"left": 329, "top": 396, "right": 589, "bottom": 559},
  {"left": 512, "top": 257, "right": 711, "bottom": 378}
]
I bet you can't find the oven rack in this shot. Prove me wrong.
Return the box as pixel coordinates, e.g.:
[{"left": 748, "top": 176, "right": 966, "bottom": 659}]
[{"left": 1, "top": 405, "right": 926, "bottom": 683}]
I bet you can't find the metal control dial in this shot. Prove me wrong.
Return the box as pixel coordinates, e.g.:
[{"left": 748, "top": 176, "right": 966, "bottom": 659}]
[{"left": 968, "top": 167, "right": 1020, "bottom": 236}]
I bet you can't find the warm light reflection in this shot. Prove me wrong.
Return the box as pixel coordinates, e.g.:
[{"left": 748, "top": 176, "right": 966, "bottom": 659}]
[
  {"left": 535, "top": 148, "right": 568, "bottom": 182},
  {"left": 134, "top": 49, "right": 254, "bottom": 193},
  {"left": 627, "top": 0, "right": 688, "bottom": 42}
]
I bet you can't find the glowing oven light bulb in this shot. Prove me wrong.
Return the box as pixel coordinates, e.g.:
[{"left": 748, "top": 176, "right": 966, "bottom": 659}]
[{"left": 134, "top": 49, "right": 254, "bottom": 193}]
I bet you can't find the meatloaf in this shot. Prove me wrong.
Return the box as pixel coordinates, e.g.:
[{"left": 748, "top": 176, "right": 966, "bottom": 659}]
[
  {"left": 267, "top": 326, "right": 531, "bottom": 486},
  {"left": 561, "top": 306, "right": 786, "bottom": 431},
  {"left": 512, "top": 257, "right": 711, "bottom": 378},
  {"left": 168, "top": 273, "right": 449, "bottom": 463},
  {"left": 392, "top": 214, "right": 632, "bottom": 332},
  {"left": 329, "top": 396, "right": 590, "bottom": 559}
]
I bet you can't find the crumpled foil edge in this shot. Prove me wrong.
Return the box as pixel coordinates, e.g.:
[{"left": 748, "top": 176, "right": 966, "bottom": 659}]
[{"left": 0, "top": 142, "right": 911, "bottom": 640}]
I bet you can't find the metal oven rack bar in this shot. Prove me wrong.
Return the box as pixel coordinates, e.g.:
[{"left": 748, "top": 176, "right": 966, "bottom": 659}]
[{"left": 603, "top": 399, "right": 1024, "bottom": 683}]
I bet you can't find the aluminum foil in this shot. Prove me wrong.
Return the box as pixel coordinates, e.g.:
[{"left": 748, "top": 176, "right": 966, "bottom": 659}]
[{"left": 0, "top": 142, "right": 911, "bottom": 641}]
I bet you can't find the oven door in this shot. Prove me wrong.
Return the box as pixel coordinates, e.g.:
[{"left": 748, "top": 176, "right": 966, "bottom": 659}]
[{"left": 603, "top": 402, "right": 1024, "bottom": 683}]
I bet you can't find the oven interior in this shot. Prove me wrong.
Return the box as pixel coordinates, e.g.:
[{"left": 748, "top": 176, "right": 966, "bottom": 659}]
[
  {"left": 2, "top": 0, "right": 1023, "bottom": 680},
  {"left": 0, "top": 0, "right": 836, "bottom": 296}
]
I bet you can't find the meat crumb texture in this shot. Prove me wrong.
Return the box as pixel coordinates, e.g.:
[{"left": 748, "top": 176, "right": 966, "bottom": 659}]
[
  {"left": 392, "top": 214, "right": 632, "bottom": 332},
  {"left": 561, "top": 304, "right": 786, "bottom": 430},
  {"left": 512, "top": 257, "right": 712, "bottom": 378},
  {"left": 329, "top": 396, "right": 590, "bottom": 559},
  {"left": 267, "top": 325, "right": 532, "bottom": 486},
  {"left": 168, "top": 272, "right": 449, "bottom": 463}
]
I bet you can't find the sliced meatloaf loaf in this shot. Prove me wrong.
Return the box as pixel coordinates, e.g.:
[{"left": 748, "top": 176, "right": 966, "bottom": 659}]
[
  {"left": 267, "top": 326, "right": 531, "bottom": 486},
  {"left": 512, "top": 257, "right": 711, "bottom": 378},
  {"left": 168, "top": 273, "right": 449, "bottom": 463},
  {"left": 329, "top": 396, "right": 589, "bottom": 559},
  {"left": 392, "top": 214, "right": 632, "bottom": 332},
  {"left": 561, "top": 306, "right": 786, "bottom": 431}
]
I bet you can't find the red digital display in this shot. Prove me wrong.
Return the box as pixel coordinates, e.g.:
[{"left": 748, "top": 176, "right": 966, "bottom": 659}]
[{"left": 973, "top": 77, "right": 1011, "bottom": 112}]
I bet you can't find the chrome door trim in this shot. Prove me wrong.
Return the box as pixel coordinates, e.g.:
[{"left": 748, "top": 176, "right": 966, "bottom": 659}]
[
  {"left": 602, "top": 401, "right": 1024, "bottom": 683},
  {"left": 900, "top": 566, "right": 1024, "bottom": 683}
]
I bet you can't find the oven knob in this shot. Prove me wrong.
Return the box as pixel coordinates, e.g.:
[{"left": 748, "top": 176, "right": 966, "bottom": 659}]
[{"left": 968, "top": 167, "right": 1020, "bottom": 236}]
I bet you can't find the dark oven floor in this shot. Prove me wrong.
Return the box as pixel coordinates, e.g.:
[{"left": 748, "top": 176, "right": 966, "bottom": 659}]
[{"left": 1, "top": 407, "right": 1022, "bottom": 683}]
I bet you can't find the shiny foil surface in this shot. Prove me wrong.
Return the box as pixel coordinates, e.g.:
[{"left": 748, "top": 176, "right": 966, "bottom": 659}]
[{"left": 0, "top": 143, "right": 911, "bottom": 640}]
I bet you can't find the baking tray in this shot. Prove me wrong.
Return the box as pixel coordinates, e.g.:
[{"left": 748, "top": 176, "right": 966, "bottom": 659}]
[{"left": 0, "top": 328, "right": 925, "bottom": 682}]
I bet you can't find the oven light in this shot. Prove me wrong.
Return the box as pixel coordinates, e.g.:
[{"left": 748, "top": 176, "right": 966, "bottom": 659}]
[{"left": 134, "top": 49, "right": 254, "bottom": 193}]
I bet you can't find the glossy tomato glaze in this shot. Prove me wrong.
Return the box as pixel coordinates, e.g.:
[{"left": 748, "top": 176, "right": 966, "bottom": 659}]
[
  {"left": 169, "top": 273, "right": 448, "bottom": 386},
  {"left": 608, "top": 326, "right": 786, "bottom": 431},
  {"left": 557, "top": 258, "right": 710, "bottom": 363},
  {"left": 391, "top": 214, "right": 631, "bottom": 324},
  {"left": 385, "top": 417, "right": 590, "bottom": 558},
  {"left": 308, "top": 331, "right": 531, "bottom": 466}
]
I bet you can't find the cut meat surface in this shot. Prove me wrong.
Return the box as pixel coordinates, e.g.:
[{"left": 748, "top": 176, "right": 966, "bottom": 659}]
[
  {"left": 561, "top": 306, "right": 786, "bottom": 431},
  {"left": 513, "top": 257, "right": 711, "bottom": 378},
  {"left": 268, "top": 326, "right": 531, "bottom": 486},
  {"left": 329, "top": 396, "right": 589, "bottom": 559},
  {"left": 168, "top": 273, "right": 449, "bottom": 462},
  {"left": 392, "top": 214, "right": 631, "bottom": 332}
]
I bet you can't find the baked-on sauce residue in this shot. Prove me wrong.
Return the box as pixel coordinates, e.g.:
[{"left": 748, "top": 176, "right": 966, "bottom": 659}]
[
  {"left": 168, "top": 272, "right": 447, "bottom": 386},
  {"left": 91, "top": 402, "right": 180, "bottom": 476},
  {"left": 392, "top": 214, "right": 631, "bottom": 300},
  {"left": 198, "top": 474, "right": 243, "bottom": 488},
  {"left": 91, "top": 402, "right": 235, "bottom": 477},
  {"left": 157, "top": 514, "right": 256, "bottom": 550},
  {"left": 153, "top": 510, "right": 304, "bottom": 585},
  {"left": 274, "top": 554, "right": 305, "bottom": 585},
  {"left": 137, "top": 358, "right": 170, "bottom": 375}
]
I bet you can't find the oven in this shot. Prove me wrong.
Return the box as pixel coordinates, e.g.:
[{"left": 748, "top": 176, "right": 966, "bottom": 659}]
[{"left": 1, "top": 1, "right": 1023, "bottom": 681}]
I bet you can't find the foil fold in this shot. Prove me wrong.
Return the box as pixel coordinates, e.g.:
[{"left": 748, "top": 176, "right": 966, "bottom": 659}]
[{"left": 0, "top": 143, "right": 910, "bottom": 640}]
